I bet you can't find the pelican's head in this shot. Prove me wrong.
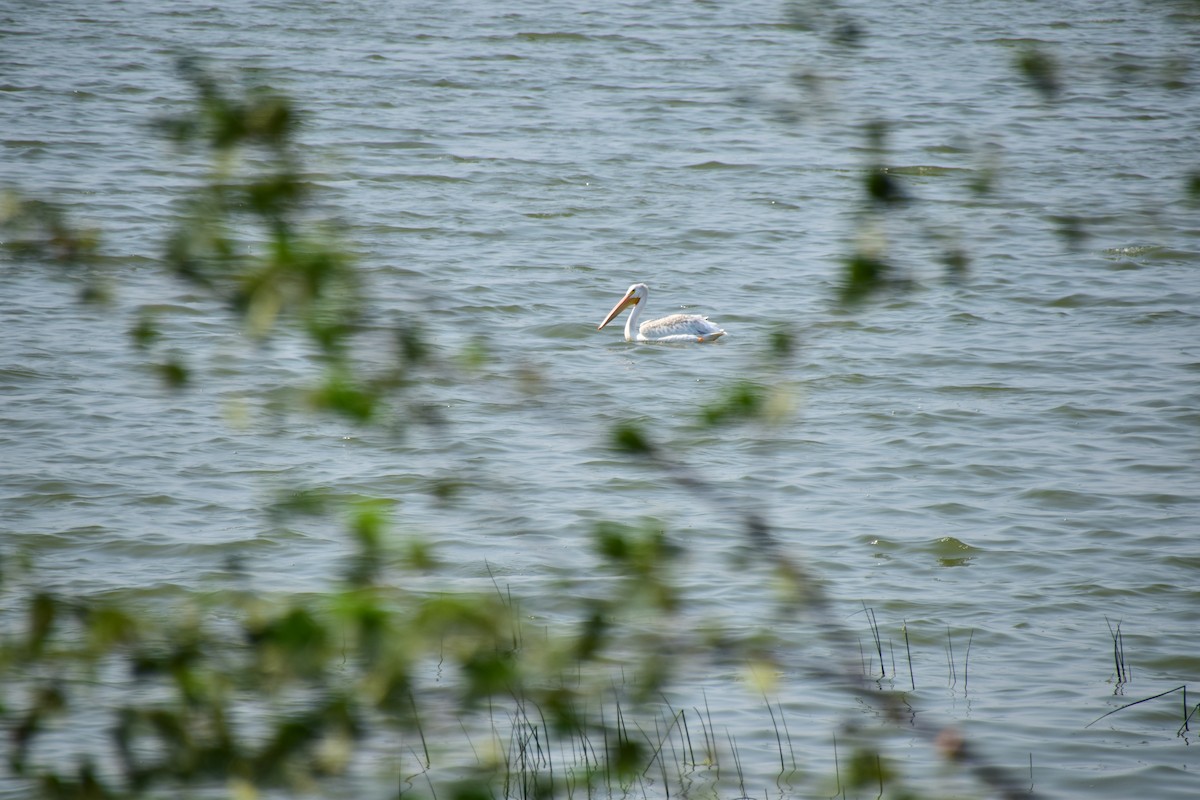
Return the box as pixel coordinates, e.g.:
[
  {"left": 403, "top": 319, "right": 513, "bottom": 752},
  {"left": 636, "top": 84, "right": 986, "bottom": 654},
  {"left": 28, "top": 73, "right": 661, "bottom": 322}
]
[{"left": 597, "top": 283, "right": 649, "bottom": 330}]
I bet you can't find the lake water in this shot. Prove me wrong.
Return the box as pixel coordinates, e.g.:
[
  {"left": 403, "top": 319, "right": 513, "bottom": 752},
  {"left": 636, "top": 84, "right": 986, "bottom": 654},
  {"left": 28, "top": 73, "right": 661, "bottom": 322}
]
[{"left": 3, "top": 0, "right": 1199, "bottom": 797}]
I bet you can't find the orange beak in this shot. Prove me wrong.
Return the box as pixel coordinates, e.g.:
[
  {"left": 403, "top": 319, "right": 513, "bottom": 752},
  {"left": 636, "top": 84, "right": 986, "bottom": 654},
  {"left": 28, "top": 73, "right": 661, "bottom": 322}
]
[{"left": 597, "top": 291, "right": 639, "bottom": 330}]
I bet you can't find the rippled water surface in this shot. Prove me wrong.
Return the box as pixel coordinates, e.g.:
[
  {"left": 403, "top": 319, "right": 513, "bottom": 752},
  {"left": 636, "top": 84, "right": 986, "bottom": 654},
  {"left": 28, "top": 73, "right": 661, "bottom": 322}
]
[{"left": 3, "top": 0, "right": 1199, "bottom": 797}]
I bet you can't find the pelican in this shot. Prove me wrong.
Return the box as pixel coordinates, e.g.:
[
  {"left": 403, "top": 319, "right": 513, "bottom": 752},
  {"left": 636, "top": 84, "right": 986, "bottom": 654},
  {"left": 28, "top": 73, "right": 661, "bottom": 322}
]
[{"left": 596, "top": 283, "right": 726, "bottom": 343}]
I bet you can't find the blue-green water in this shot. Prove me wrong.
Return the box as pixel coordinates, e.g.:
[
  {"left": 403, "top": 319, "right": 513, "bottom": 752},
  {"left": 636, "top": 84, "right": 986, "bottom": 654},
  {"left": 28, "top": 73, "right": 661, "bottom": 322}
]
[{"left": 3, "top": 1, "right": 1199, "bottom": 796}]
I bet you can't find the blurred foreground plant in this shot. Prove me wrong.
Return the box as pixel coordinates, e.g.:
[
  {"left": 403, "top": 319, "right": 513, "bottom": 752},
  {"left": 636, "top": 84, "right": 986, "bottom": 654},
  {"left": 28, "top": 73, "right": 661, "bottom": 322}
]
[
  {"left": 139, "top": 56, "right": 432, "bottom": 418},
  {"left": 159, "top": 57, "right": 359, "bottom": 345},
  {"left": 0, "top": 191, "right": 107, "bottom": 302},
  {"left": 0, "top": 61, "right": 740, "bottom": 800},
  {"left": 0, "top": 59, "right": 1038, "bottom": 800}
]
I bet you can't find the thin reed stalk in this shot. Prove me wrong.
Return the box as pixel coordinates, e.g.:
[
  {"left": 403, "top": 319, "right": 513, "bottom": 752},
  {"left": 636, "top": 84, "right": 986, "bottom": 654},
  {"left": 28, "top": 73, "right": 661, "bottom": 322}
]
[
  {"left": 945, "top": 627, "right": 957, "bottom": 689},
  {"left": 864, "top": 604, "right": 884, "bottom": 679},
  {"left": 661, "top": 710, "right": 682, "bottom": 790},
  {"left": 888, "top": 638, "right": 897, "bottom": 684},
  {"left": 409, "top": 692, "right": 432, "bottom": 769},
  {"left": 777, "top": 702, "right": 797, "bottom": 775},
  {"left": 765, "top": 697, "right": 786, "bottom": 775},
  {"left": 832, "top": 733, "right": 844, "bottom": 800},
  {"left": 1085, "top": 684, "right": 1188, "bottom": 729},
  {"left": 903, "top": 621, "right": 915, "bottom": 691},
  {"left": 1178, "top": 702, "right": 1199, "bottom": 738},
  {"left": 700, "top": 691, "right": 718, "bottom": 772},
  {"left": 1105, "top": 617, "right": 1129, "bottom": 685},
  {"left": 678, "top": 707, "right": 696, "bottom": 768},
  {"left": 643, "top": 716, "right": 666, "bottom": 796},
  {"left": 726, "top": 730, "right": 747, "bottom": 799},
  {"left": 964, "top": 629, "right": 974, "bottom": 695}
]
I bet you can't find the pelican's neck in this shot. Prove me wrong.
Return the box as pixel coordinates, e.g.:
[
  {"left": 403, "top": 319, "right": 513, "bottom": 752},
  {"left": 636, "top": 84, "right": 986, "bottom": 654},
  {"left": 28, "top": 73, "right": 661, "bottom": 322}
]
[{"left": 623, "top": 298, "right": 643, "bottom": 341}]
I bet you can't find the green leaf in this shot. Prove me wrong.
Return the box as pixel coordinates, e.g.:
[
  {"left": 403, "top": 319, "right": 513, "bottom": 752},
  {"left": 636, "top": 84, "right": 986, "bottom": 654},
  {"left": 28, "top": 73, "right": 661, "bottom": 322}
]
[
  {"left": 839, "top": 252, "right": 890, "bottom": 304},
  {"left": 27, "top": 592, "right": 56, "bottom": 656},
  {"left": 699, "top": 380, "right": 766, "bottom": 427},
  {"left": 611, "top": 421, "right": 652, "bottom": 454},
  {"left": 1016, "top": 46, "right": 1061, "bottom": 99}
]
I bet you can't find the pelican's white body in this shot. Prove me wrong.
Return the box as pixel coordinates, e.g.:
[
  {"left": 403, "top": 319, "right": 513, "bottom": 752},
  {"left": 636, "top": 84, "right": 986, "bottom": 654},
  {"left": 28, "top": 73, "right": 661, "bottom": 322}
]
[{"left": 596, "top": 283, "right": 726, "bottom": 343}]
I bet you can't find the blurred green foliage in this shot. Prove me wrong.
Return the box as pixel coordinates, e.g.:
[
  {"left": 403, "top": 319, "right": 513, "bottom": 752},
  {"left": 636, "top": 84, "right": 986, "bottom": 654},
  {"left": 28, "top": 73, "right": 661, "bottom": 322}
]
[
  {"left": 0, "top": 193, "right": 101, "bottom": 268},
  {"left": 0, "top": 52, "right": 1040, "bottom": 800},
  {"left": 0, "top": 191, "right": 107, "bottom": 303},
  {"left": 1015, "top": 46, "right": 1062, "bottom": 100},
  {"left": 150, "top": 57, "right": 412, "bottom": 419}
]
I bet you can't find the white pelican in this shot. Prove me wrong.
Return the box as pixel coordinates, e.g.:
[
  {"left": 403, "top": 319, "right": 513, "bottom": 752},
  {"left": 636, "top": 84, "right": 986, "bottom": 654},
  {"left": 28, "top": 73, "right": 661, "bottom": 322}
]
[{"left": 596, "top": 283, "right": 726, "bottom": 343}]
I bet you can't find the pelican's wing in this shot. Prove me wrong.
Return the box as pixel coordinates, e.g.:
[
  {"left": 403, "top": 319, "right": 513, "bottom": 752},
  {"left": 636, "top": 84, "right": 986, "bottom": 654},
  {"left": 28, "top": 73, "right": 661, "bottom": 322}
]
[{"left": 637, "top": 313, "right": 726, "bottom": 343}]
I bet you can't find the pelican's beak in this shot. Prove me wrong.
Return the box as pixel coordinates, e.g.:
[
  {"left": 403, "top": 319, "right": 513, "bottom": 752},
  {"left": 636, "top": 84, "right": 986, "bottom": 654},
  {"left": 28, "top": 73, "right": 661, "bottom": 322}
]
[{"left": 597, "top": 291, "right": 639, "bottom": 330}]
